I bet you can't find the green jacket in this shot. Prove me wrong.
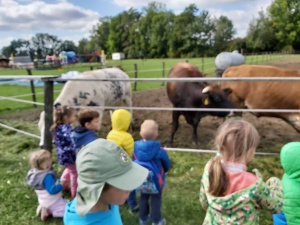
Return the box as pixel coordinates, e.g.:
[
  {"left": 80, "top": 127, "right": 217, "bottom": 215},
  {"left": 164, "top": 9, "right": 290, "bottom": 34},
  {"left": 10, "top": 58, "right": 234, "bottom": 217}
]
[
  {"left": 199, "top": 161, "right": 283, "bottom": 225},
  {"left": 280, "top": 142, "right": 300, "bottom": 225}
]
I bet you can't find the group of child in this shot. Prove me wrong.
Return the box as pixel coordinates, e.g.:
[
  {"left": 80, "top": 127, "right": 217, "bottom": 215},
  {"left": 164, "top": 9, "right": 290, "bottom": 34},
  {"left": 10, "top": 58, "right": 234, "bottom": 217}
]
[{"left": 26, "top": 104, "right": 300, "bottom": 225}]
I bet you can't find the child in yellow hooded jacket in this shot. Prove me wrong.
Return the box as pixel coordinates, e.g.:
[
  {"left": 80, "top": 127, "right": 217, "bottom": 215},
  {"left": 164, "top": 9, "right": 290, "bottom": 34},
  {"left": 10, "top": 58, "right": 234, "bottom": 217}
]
[{"left": 106, "top": 109, "right": 134, "bottom": 157}]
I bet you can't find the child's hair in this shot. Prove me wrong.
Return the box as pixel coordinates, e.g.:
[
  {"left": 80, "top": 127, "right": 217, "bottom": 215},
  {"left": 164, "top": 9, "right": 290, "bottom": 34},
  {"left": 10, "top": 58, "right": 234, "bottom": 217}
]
[
  {"left": 208, "top": 119, "right": 260, "bottom": 196},
  {"left": 50, "top": 105, "right": 76, "bottom": 131},
  {"left": 29, "top": 149, "right": 52, "bottom": 170},
  {"left": 78, "top": 108, "right": 100, "bottom": 127},
  {"left": 140, "top": 120, "right": 158, "bottom": 140}
]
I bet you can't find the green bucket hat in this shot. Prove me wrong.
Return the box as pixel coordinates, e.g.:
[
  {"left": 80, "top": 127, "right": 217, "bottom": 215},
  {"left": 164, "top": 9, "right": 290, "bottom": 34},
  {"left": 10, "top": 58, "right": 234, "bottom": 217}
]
[{"left": 76, "top": 138, "right": 148, "bottom": 216}]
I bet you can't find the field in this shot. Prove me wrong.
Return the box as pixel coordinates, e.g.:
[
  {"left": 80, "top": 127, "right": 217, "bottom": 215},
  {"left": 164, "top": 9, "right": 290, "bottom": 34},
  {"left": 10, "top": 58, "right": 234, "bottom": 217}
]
[{"left": 0, "top": 56, "right": 300, "bottom": 225}]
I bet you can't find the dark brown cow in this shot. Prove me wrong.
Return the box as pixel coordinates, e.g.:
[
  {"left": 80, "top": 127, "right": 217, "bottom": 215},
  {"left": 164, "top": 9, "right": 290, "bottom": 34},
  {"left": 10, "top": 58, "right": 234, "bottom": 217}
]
[
  {"left": 221, "top": 64, "right": 300, "bottom": 132},
  {"left": 166, "top": 62, "right": 234, "bottom": 146}
]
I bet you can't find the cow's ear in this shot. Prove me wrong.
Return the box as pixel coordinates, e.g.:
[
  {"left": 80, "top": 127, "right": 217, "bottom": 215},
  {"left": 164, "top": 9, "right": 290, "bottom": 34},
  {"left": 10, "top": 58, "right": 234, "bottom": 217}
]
[{"left": 223, "top": 88, "right": 232, "bottom": 96}]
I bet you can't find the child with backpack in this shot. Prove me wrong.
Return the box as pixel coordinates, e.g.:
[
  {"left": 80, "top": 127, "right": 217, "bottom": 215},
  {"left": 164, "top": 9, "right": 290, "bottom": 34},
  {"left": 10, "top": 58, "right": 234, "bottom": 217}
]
[
  {"left": 199, "top": 119, "right": 283, "bottom": 224},
  {"left": 134, "top": 120, "right": 171, "bottom": 225},
  {"left": 26, "top": 149, "right": 67, "bottom": 221}
]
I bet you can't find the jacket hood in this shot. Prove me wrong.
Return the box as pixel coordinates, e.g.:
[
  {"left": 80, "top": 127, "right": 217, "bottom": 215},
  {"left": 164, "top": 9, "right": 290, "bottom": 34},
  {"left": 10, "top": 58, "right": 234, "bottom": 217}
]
[
  {"left": 73, "top": 126, "right": 88, "bottom": 133},
  {"left": 26, "top": 169, "right": 52, "bottom": 189},
  {"left": 280, "top": 142, "right": 300, "bottom": 180},
  {"left": 111, "top": 109, "right": 131, "bottom": 131},
  {"left": 134, "top": 140, "right": 161, "bottom": 161}
]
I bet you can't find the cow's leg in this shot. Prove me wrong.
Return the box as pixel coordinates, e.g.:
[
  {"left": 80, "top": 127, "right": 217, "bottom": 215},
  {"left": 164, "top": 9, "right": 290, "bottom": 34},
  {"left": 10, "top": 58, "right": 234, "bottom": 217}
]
[
  {"left": 38, "top": 111, "right": 45, "bottom": 147},
  {"left": 192, "top": 122, "right": 199, "bottom": 145},
  {"left": 167, "top": 110, "right": 181, "bottom": 147}
]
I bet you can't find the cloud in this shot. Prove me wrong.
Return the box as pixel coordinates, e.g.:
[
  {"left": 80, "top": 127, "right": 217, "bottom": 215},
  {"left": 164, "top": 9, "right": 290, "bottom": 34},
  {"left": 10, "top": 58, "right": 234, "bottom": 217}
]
[{"left": 0, "top": 0, "right": 100, "bottom": 32}]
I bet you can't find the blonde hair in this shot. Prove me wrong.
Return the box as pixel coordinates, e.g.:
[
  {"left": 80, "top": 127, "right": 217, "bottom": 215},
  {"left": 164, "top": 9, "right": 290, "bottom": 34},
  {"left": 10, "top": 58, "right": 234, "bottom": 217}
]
[
  {"left": 208, "top": 119, "right": 260, "bottom": 196},
  {"left": 29, "top": 149, "right": 52, "bottom": 170},
  {"left": 78, "top": 108, "right": 100, "bottom": 127},
  {"left": 140, "top": 120, "right": 158, "bottom": 140}
]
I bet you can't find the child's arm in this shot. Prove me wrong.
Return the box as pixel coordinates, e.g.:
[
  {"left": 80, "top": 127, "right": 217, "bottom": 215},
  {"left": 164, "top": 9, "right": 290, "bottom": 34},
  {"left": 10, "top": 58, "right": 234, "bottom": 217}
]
[
  {"left": 199, "top": 178, "right": 208, "bottom": 210},
  {"left": 255, "top": 176, "right": 283, "bottom": 213},
  {"left": 43, "top": 174, "right": 63, "bottom": 195},
  {"left": 160, "top": 149, "right": 171, "bottom": 172}
]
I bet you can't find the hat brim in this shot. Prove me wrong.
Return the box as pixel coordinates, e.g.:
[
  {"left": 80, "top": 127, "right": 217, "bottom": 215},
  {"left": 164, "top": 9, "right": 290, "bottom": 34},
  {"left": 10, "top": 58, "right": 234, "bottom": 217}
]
[{"left": 107, "top": 162, "right": 149, "bottom": 190}]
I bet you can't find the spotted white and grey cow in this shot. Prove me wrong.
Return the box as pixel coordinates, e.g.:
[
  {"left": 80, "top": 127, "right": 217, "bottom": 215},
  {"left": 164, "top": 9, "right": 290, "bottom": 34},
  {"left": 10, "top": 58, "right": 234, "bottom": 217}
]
[{"left": 38, "top": 67, "right": 132, "bottom": 146}]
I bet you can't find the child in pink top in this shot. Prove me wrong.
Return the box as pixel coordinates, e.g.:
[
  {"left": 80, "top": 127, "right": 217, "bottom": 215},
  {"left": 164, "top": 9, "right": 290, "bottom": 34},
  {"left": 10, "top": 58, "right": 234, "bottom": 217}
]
[{"left": 199, "top": 119, "right": 283, "bottom": 225}]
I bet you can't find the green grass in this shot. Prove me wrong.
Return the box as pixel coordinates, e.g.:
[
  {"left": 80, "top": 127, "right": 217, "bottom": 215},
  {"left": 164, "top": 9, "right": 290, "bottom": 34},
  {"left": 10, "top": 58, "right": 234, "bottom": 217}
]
[{"left": 0, "top": 120, "right": 283, "bottom": 225}]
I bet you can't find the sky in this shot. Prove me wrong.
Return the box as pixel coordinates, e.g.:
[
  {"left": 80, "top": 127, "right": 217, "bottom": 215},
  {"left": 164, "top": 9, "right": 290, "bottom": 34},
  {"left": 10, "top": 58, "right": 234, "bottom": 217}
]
[{"left": 0, "top": 0, "right": 273, "bottom": 51}]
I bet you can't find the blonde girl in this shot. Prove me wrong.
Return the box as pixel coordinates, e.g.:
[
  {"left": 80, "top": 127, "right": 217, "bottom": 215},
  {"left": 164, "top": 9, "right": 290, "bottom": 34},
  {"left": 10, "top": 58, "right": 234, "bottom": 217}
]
[
  {"left": 26, "top": 149, "right": 67, "bottom": 221},
  {"left": 50, "top": 105, "right": 77, "bottom": 198},
  {"left": 199, "top": 119, "right": 283, "bottom": 225}
]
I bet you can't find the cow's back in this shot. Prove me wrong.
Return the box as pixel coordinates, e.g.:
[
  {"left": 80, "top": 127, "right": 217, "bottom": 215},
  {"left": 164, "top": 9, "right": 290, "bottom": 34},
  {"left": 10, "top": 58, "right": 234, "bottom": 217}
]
[
  {"left": 221, "top": 64, "right": 300, "bottom": 111},
  {"left": 167, "top": 62, "right": 205, "bottom": 106},
  {"left": 55, "top": 68, "right": 131, "bottom": 107}
]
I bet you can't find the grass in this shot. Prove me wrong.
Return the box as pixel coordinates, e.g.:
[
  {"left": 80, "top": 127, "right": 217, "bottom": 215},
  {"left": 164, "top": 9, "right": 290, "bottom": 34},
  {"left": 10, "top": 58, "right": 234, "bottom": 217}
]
[{"left": 0, "top": 118, "right": 283, "bottom": 225}]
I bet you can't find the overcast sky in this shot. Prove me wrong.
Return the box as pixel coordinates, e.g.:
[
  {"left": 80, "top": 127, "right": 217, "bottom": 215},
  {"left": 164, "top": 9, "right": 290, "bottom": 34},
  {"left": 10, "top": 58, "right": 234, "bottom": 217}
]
[{"left": 0, "top": 0, "right": 273, "bottom": 50}]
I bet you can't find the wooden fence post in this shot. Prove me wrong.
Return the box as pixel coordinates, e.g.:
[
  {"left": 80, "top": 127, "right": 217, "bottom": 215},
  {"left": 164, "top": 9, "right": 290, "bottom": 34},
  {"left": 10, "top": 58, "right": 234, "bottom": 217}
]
[
  {"left": 42, "top": 78, "right": 54, "bottom": 152},
  {"left": 161, "top": 62, "right": 165, "bottom": 86},
  {"left": 133, "top": 64, "right": 138, "bottom": 91},
  {"left": 26, "top": 68, "right": 37, "bottom": 108}
]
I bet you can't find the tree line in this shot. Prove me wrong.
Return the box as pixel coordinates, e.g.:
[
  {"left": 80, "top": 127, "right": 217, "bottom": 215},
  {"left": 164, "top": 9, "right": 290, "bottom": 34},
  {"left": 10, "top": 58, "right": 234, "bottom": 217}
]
[{"left": 1, "top": 0, "right": 299, "bottom": 60}]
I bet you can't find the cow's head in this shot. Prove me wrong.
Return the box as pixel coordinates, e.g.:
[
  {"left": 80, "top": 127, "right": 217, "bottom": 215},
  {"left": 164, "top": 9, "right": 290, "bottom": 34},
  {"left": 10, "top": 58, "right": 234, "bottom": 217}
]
[{"left": 201, "top": 84, "right": 234, "bottom": 117}]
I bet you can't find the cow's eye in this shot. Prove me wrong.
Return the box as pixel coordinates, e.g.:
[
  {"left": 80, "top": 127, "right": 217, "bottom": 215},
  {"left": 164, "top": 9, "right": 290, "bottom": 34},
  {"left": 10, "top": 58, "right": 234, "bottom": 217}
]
[{"left": 212, "top": 95, "right": 221, "bottom": 103}]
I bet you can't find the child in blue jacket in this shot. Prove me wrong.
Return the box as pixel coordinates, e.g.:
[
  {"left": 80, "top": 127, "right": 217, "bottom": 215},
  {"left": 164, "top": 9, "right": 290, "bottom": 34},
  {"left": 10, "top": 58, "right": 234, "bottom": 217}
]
[
  {"left": 71, "top": 107, "right": 100, "bottom": 152},
  {"left": 134, "top": 119, "right": 171, "bottom": 225}
]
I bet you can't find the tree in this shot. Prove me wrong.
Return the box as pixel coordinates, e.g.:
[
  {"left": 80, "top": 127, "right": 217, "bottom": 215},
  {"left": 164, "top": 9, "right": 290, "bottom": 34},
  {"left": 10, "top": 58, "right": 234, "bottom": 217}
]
[
  {"left": 90, "top": 17, "right": 111, "bottom": 53},
  {"left": 213, "top": 16, "right": 236, "bottom": 52},
  {"left": 269, "top": 0, "right": 300, "bottom": 50},
  {"left": 246, "top": 10, "right": 277, "bottom": 52},
  {"left": 78, "top": 38, "right": 89, "bottom": 54},
  {"left": 107, "top": 8, "right": 141, "bottom": 57},
  {"left": 58, "top": 40, "right": 78, "bottom": 53},
  {"left": 30, "top": 33, "right": 61, "bottom": 59}
]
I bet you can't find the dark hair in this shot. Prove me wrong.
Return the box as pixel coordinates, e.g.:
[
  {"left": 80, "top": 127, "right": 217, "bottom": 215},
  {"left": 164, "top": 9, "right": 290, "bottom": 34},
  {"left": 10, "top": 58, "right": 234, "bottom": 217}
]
[
  {"left": 78, "top": 108, "right": 100, "bottom": 127},
  {"left": 50, "top": 105, "right": 76, "bottom": 131},
  {"left": 208, "top": 119, "right": 260, "bottom": 196}
]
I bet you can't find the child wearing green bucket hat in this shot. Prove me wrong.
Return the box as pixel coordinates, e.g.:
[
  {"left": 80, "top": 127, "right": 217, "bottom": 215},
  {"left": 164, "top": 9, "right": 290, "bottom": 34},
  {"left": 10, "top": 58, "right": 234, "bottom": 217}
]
[{"left": 63, "top": 138, "right": 148, "bottom": 225}]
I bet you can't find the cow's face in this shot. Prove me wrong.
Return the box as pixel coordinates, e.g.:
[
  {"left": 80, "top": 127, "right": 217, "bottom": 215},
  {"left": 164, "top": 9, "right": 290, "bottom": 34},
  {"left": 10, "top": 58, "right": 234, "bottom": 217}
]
[{"left": 202, "top": 84, "right": 234, "bottom": 117}]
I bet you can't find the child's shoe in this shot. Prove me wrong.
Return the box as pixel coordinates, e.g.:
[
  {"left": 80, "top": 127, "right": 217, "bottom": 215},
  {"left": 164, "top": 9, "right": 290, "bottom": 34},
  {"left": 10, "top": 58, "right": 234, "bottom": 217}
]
[
  {"left": 152, "top": 218, "right": 166, "bottom": 225},
  {"left": 139, "top": 215, "right": 151, "bottom": 225},
  {"left": 129, "top": 204, "right": 139, "bottom": 214},
  {"left": 41, "top": 207, "right": 51, "bottom": 221}
]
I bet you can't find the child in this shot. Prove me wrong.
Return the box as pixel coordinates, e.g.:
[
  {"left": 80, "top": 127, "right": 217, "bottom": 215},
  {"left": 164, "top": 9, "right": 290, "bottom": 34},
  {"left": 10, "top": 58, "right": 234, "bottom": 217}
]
[
  {"left": 50, "top": 105, "right": 77, "bottom": 198},
  {"left": 106, "top": 109, "right": 137, "bottom": 212},
  {"left": 273, "top": 142, "right": 300, "bottom": 225},
  {"left": 71, "top": 107, "right": 100, "bottom": 152},
  {"left": 106, "top": 109, "right": 134, "bottom": 157},
  {"left": 134, "top": 120, "right": 171, "bottom": 225},
  {"left": 63, "top": 138, "right": 149, "bottom": 225},
  {"left": 199, "top": 118, "right": 283, "bottom": 225},
  {"left": 26, "top": 149, "right": 67, "bottom": 221}
]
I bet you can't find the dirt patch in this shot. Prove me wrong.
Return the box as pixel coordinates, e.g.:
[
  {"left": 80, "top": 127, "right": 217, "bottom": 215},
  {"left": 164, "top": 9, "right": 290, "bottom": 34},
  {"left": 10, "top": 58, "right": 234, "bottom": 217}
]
[{"left": 1, "top": 59, "right": 300, "bottom": 153}]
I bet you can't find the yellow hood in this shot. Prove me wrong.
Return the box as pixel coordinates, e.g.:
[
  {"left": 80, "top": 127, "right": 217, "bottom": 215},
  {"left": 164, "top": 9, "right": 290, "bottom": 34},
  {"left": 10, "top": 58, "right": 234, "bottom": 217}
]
[{"left": 111, "top": 109, "right": 131, "bottom": 131}]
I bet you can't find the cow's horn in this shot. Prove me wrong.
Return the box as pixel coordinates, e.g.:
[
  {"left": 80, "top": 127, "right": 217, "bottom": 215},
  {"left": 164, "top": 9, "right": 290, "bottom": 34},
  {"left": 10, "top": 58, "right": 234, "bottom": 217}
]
[{"left": 202, "top": 86, "right": 211, "bottom": 94}]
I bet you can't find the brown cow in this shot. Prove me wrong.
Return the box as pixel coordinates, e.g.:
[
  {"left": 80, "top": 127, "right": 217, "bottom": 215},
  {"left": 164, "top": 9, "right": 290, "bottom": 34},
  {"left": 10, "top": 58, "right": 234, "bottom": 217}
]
[
  {"left": 221, "top": 64, "right": 300, "bottom": 132},
  {"left": 166, "top": 62, "right": 234, "bottom": 146}
]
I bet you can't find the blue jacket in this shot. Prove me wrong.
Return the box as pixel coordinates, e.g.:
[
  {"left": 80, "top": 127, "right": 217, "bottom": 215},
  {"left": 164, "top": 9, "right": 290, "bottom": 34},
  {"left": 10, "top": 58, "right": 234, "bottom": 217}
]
[
  {"left": 134, "top": 140, "right": 171, "bottom": 186},
  {"left": 71, "top": 126, "right": 98, "bottom": 152}
]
